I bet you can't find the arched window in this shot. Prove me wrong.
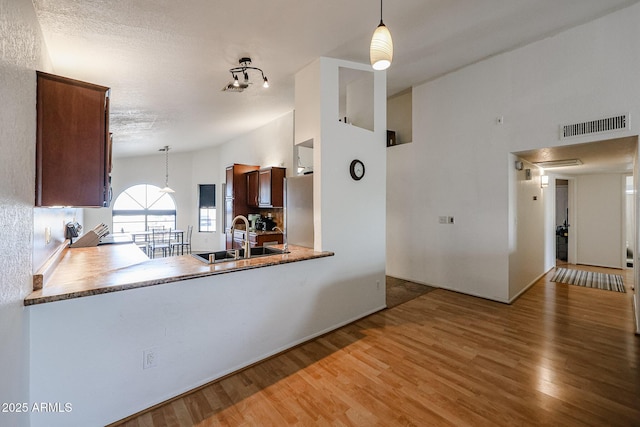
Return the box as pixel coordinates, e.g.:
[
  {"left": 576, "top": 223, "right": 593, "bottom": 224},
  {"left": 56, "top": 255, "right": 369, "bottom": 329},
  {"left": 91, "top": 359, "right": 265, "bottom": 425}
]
[{"left": 112, "top": 184, "right": 176, "bottom": 232}]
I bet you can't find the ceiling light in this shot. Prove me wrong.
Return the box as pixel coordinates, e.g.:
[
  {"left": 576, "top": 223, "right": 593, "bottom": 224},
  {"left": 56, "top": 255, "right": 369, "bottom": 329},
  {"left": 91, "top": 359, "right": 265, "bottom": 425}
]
[
  {"left": 223, "top": 57, "right": 269, "bottom": 92},
  {"left": 370, "top": 0, "right": 393, "bottom": 71},
  {"left": 541, "top": 175, "right": 549, "bottom": 188},
  {"left": 158, "top": 146, "right": 175, "bottom": 193},
  {"left": 533, "top": 159, "right": 583, "bottom": 168}
]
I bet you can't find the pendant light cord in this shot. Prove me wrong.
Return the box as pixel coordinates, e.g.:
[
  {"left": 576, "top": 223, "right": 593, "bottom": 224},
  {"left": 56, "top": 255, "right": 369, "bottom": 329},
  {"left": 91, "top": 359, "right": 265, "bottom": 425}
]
[
  {"left": 380, "top": 0, "right": 384, "bottom": 24},
  {"left": 164, "top": 147, "right": 169, "bottom": 187},
  {"left": 164, "top": 146, "right": 170, "bottom": 186}
]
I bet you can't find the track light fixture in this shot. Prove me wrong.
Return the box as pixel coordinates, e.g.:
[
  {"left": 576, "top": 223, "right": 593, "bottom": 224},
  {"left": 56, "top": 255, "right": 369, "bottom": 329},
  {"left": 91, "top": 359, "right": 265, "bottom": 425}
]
[
  {"left": 223, "top": 57, "right": 269, "bottom": 92},
  {"left": 370, "top": 0, "right": 393, "bottom": 70}
]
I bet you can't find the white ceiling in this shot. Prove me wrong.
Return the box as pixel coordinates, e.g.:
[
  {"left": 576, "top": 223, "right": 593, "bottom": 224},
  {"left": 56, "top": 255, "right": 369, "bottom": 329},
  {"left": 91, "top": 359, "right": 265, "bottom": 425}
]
[
  {"left": 514, "top": 136, "right": 638, "bottom": 176},
  {"left": 32, "top": 0, "right": 640, "bottom": 158}
]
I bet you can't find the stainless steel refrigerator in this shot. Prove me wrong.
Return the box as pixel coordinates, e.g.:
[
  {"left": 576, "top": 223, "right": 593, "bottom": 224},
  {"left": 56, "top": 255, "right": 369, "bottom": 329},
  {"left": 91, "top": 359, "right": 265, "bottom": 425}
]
[{"left": 286, "top": 174, "right": 314, "bottom": 248}]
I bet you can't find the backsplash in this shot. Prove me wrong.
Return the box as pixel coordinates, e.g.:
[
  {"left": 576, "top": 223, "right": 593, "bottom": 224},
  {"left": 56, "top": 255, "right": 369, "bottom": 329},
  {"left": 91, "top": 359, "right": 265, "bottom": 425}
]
[
  {"left": 254, "top": 208, "right": 284, "bottom": 231},
  {"left": 33, "top": 207, "right": 82, "bottom": 272}
]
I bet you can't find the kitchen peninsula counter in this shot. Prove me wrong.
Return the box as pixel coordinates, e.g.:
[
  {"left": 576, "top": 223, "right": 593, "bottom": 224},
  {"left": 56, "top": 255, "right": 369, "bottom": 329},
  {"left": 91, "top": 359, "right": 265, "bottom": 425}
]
[{"left": 25, "top": 243, "right": 333, "bottom": 306}]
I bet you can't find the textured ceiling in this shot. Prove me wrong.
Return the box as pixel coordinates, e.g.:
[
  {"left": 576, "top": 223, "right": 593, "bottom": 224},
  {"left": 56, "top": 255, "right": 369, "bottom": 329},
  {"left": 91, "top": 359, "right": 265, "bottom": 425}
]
[
  {"left": 32, "top": 0, "right": 640, "bottom": 158},
  {"left": 515, "top": 137, "right": 638, "bottom": 175}
]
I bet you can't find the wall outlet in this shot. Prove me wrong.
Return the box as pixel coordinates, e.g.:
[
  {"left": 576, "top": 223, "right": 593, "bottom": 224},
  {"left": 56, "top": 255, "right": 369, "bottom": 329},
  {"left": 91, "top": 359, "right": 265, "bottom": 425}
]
[
  {"left": 448, "top": 216, "right": 455, "bottom": 224},
  {"left": 45, "top": 227, "right": 51, "bottom": 245},
  {"left": 143, "top": 348, "right": 158, "bottom": 369},
  {"left": 438, "top": 216, "right": 448, "bottom": 224}
]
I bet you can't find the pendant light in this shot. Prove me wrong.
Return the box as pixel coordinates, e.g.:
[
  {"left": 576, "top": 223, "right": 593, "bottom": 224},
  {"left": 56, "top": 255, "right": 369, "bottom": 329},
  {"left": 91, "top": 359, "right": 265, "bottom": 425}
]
[
  {"left": 159, "top": 146, "right": 175, "bottom": 193},
  {"left": 370, "top": 0, "right": 393, "bottom": 70}
]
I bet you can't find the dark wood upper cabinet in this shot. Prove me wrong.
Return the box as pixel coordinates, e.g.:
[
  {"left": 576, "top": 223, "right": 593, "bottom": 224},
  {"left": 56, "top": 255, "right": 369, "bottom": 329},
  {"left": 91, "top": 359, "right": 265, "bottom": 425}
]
[
  {"left": 224, "top": 164, "right": 259, "bottom": 246},
  {"left": 246, "top": 170, "right": 259, "bottom": 208},
  {"left": 36, "top": 71, "right": 112, "bottom": 207},
  {"left": 247, "top": 167, "right": 286, "bottom": 208}
]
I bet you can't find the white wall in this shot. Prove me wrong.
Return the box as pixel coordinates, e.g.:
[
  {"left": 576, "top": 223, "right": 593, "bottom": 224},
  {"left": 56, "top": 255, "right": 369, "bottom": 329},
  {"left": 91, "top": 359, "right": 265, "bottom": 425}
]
[
  {"left": 387, "top": 89, "right": 412, "bottom": 144},
  {"left": 29, "top": 59, "right": 386, "bottom": 426},
  {"left": 84, "top": 150, "right": 203, "bottom": 246},
  {"left": 85, "top": 112, "right": 294, "bottom": 252},
  {"left": 216, "top": 112, "right": 295, "bottom": 248},
  {"left": 635, "top": 143, "right": 640, "bottom": 334},
  {"left": 508, "top": 158, "right": 551, "bottom": 300},
  {"left": 575, "top": 174, "right": 625, "bottom": 268},
  {"left": 29, "top": 256, "right": 377, "bottom": 426},
  {"left": 388, "top": 3, "right": 640, "bottom": 302},
  {"left": 0, "top": 0, "right": 50, "bottom": 425}
]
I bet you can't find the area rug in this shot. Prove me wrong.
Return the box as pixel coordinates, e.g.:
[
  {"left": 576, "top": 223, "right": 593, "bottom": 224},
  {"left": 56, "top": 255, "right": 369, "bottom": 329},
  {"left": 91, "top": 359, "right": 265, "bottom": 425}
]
[{"left": 551, "top": 268, "right": 625, "bottom": 293}]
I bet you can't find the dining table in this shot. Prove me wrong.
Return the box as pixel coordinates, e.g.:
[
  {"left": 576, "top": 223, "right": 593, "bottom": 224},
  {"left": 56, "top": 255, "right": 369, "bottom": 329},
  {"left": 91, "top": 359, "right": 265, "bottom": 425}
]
[{"left": 129, "top": 229, "right": 184, "bottom": 256}]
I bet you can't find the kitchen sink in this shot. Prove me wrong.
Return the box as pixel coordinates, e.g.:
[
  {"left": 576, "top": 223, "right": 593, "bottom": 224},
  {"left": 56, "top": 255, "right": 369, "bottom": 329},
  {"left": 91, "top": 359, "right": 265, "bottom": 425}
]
[{"left": 192, "top": 246, "right": 288, "bottom": 264}]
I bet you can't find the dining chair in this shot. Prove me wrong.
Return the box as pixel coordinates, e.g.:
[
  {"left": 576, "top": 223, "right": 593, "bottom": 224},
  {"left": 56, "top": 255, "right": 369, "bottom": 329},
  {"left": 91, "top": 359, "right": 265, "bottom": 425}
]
[
  {"left": 134, "top": 235, "right": 149, "bottom": 255},
  {"left": 150, "top": 228, "right": 171, "bottom": 258},
  {"left": 171, "top": 225, "right": 193, "bottom": 255}
]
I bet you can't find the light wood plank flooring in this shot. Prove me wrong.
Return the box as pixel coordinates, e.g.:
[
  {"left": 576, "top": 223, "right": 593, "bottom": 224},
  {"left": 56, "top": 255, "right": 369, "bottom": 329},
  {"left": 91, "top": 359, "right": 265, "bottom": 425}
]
[
  {"left": 385, "top": 276, "right": 436, "bottom": 308},
  {"left": 114, "top": 266, "right": 640, "bottom": 426}
]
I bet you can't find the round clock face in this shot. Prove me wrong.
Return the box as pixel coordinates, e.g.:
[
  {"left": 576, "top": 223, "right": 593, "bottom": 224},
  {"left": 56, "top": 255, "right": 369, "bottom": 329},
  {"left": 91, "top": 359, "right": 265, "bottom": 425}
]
[{"left": 350, "top": 159, "right": 365, "bottom": 181}]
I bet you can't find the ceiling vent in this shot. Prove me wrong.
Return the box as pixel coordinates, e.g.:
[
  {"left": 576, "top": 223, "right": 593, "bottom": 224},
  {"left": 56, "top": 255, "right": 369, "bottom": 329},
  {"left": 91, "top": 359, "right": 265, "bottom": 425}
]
[
  {"left": 560, "top": 113, "right": 629, "bottom": 139},
  {"left": 534, "top": 159, "right": 583, "bottom": 168}
]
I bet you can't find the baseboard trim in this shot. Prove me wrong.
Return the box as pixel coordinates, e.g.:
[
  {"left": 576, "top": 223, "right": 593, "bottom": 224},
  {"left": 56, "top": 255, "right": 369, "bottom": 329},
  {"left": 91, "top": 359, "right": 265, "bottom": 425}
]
[
  {"left": 634, "top": 294, "right": 640, "bottom": 335},
  {"left": 107, "top": 305, "right": 386, "bottom": 426},
  {"left": 508, "top": 267, "right": 554, "bottom": 304}
]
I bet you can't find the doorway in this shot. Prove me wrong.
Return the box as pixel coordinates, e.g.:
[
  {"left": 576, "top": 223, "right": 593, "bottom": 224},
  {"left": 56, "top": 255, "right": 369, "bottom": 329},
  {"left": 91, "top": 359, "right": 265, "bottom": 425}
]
[{"left": 555, "top": 179, "right": 569, "bottom": 266}]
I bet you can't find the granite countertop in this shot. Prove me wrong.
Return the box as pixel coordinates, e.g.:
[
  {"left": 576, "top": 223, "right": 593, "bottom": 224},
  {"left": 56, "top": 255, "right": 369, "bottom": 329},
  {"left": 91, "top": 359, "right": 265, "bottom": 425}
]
[
  {"left": 25, "top": 243, "right": 333, "bottom": 306},
  {"left": 250, "top": 230, "right": 283, "bottom": 235},
  {"left": 234, "top": 229, "right": 283, "bottom": 235}
]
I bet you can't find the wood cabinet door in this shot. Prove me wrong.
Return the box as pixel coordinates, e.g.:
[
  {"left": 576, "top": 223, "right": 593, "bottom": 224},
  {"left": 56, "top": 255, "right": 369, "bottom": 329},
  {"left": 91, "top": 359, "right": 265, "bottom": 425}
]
[
  {"left": 258, "top": 169, "right": 272, "bottom": 207},
  {"left": 247, "top": 170, "right": 259, "bottom": 208},
  {"left": 257, "top": 167, "right": 285, "bottom": 208},
  {"left": 224, "top": 198, "right": 234, "bottom": 233},
  {"left": 225, "top": 167, "right": 234, "bottom": 198},
  {"left": 36, "top": 72, "right": 110, "bottom": 207}
]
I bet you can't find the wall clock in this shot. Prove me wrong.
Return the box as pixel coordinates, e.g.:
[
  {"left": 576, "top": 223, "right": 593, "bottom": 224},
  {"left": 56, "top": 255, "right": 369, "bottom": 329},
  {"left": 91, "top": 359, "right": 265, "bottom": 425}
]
[{"left": 349, "top": 159, "right": 365, "bottom": 181}]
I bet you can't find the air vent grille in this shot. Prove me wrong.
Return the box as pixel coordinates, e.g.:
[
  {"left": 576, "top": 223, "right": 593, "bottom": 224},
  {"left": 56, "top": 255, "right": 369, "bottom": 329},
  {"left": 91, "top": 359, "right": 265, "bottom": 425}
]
[{"left": 561, "top": 113, "right": 629, "bottom": 139}]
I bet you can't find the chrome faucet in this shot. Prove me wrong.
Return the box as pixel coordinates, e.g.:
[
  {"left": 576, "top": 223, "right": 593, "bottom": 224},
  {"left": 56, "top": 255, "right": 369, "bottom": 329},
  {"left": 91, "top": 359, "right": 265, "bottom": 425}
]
[
  {"left": 273, "top": 226, "right": 288, "bottom": 252},
  {"left": 230, "top": 215, "right": 251, "bottom": 259}
]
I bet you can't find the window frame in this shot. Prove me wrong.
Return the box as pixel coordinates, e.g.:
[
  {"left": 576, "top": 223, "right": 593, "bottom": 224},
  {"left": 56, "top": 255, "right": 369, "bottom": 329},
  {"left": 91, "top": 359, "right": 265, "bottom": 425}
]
[
  {"left": 111, "top": 184, "right": 177, "bottom": 232},
  {"left": 198, "top": 184, "right": 216, "bottom": 233}
]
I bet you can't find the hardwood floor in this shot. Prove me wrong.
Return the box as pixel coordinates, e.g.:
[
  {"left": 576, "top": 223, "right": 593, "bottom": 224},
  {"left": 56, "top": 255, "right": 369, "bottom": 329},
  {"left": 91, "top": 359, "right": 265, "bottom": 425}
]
[
  {"left": 385, "top": 276, "right": 436, "bottom": 308},
  {"left": 113, "top": 266, "right": 640, "bottom": 426}
]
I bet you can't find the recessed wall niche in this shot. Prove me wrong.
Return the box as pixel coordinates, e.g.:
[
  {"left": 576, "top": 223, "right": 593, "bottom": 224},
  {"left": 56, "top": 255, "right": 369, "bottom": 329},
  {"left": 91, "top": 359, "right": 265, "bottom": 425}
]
[
  {"left": 387, "top": 88, "right": 412, "bottom": 145},
  {"left": 338, "top": 67, "right": 374, "bottom": 132}
]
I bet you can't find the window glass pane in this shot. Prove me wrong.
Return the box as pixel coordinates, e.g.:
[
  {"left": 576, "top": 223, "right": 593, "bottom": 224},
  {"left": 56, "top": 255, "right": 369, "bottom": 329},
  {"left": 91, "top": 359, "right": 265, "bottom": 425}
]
[
  {"left": 113, "top": 215, "right": 147, "bottom": 233},
  {"left": 149, "top": 193, "right": 176, "bottom": 210},
  {"left": 112, "top": 191, "right": 141, "bottom": 210},
  {"left": 112, "top": 184, "right": 176, "bottom": 233},
  {"left": 127, "top": 185, "right": 149, "bottom": 206},
  {"left": 199, "top": 208, "right": 216, "bottom": 232}
]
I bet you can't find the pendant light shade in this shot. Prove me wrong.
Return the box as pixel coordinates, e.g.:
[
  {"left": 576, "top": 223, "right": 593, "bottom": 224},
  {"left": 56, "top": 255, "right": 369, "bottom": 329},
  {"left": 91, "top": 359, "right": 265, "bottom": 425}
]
[
  {"left": 159, "top": 146, "right": 175, "bottom": 193},
  {"left": 370, "top": 0, "right": 393, "bottom": 70}
]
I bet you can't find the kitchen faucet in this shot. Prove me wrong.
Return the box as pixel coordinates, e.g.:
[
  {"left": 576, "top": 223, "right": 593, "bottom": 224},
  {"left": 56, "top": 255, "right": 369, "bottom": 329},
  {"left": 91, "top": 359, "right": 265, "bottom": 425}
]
[
  {"left": 230, "top": 215, "right": 251, "bottom": 259},
  {"left": 273, "top": 227, "right": 288, "bottom": 252}
]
